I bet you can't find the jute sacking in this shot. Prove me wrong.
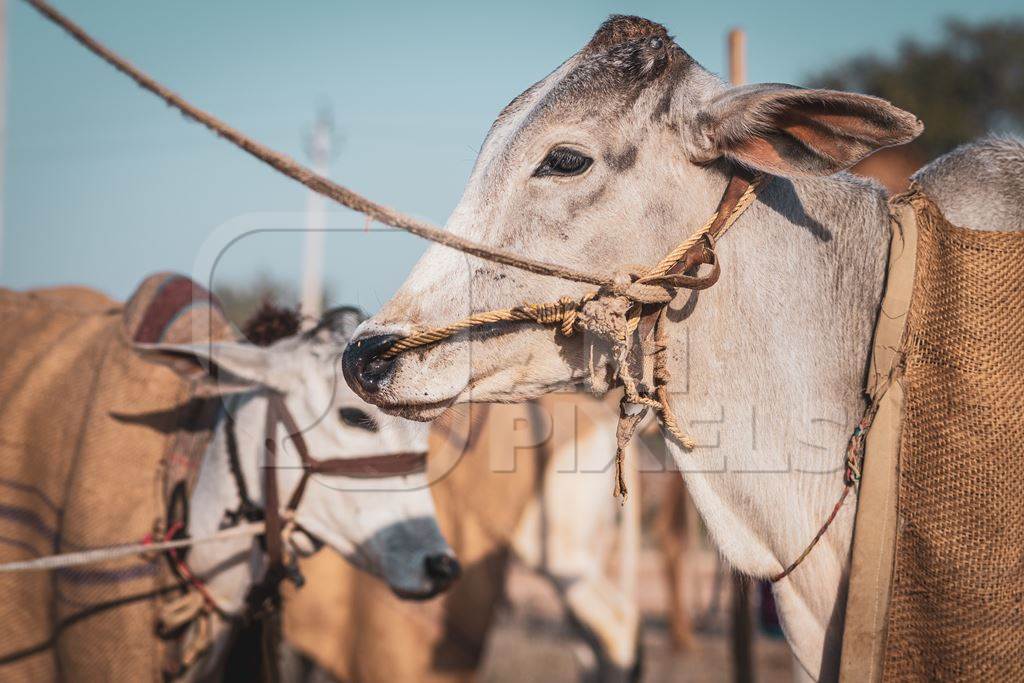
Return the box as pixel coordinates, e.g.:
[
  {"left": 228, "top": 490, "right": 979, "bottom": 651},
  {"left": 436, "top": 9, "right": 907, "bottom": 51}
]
[
  {"left": 0, "top": 278, "right": 233, "bottom": 682},
  {"left": 881, "top": 189, "right": 1024, "bottom": 680},
  {"left": 841, "top": 187, "right": 1024, "bottom": 681}
]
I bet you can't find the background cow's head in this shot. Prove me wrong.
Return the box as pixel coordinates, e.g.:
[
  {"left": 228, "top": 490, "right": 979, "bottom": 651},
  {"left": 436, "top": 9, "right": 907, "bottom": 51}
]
[
  {"left": 344, "top": 15, "right": 921, "bottom": 420},
  {"left": 145, "top": 307, "right": 458, "bottom": 599}
]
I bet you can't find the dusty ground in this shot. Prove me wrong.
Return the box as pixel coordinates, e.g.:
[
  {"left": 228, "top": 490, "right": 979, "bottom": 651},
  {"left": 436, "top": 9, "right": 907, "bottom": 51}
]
[{"left": 478, "top": 550, "right": 792, "bottom": 683}]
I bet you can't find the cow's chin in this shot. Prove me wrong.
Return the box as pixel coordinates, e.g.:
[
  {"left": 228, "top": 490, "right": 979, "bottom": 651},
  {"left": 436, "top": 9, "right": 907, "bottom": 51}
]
[
  {"left": 381, "top": 369, "right": 580, "bottom": 422},
  {"left": 375, "top": 395, "right": 460, "bottom": 422}
]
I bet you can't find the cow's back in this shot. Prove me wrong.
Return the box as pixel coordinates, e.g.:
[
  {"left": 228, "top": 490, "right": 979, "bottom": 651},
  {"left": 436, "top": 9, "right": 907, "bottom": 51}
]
[
  {"left": 0, "top": 287, "right": 190, "bottom": 682},
  {"left": 914, "top": 135, "right": 1024, "bottom": 232}
]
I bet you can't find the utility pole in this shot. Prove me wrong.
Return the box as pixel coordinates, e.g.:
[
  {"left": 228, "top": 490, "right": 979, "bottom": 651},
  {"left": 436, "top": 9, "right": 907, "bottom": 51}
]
[
  {"left": 728, "top": 28, "right": 746, "bottom": 86},
  {"left": 300, "top": 106, "right": 333, "bottom": 322},
  {"left": 727, "top": 28, "right": 755, "bottom": 683}
]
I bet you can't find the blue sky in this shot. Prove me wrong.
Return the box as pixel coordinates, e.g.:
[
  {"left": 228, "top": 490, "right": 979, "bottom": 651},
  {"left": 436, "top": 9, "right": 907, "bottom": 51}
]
[{"left": 5, "top": 0, "right": 1022, "bottom": 310}]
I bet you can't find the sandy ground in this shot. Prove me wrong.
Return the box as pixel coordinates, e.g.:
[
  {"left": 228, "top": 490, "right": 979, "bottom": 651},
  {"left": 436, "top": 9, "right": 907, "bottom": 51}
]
[{"left": 478, "top": 551, "right": 793, "bottom": 683}]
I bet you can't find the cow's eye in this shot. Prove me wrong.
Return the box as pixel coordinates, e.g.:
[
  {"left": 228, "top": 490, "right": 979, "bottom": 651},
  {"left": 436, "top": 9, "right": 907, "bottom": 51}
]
[
  {"left": 534, "top": 147, "right": 593, "bottom": 177},
  {"left": 338, "top": 407, "right": 379, "bottom": 432}
]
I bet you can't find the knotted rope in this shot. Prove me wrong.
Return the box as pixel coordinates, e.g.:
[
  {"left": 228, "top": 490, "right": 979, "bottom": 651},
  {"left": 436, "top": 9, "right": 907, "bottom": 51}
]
[{"left": 382, "top": 175, "right": 766, "bottom": 498}]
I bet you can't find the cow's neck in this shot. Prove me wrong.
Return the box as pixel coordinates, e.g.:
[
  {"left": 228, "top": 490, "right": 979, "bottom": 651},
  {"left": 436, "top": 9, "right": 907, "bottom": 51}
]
[
  {"left": 184, "top": 393, "right": 268, "bottom": 676},
  {"left": 661, "top": 171, "right": 890, "bottom": 680}
]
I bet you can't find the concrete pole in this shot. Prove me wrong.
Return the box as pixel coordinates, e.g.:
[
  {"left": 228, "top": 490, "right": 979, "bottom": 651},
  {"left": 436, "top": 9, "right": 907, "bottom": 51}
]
[
  {"left": 728, "top": 28, "right": 746, "bottom": 86},
  {"left": 300, "top": 108, "right": 332, "bottom": 322},
  {"left": 728, "top": 29, "right": 755, "bottom": 683}
]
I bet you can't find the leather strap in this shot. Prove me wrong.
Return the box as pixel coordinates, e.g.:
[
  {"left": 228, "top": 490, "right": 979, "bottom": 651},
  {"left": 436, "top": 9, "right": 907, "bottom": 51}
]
[
  {"left": 258, "top": 391, "right": 429, "bottom": 585},
  {"left": 262, "top": 397, "right": 285, "bottom": 583},
  {"left": 635, "top": 167, "right": 758, "bottom": 348},
  {"left": 271, "top": 395, "right": 426, "bottom": 479},
  {"left": 672, "top": 166, "right": 759, "bottom": 277}
]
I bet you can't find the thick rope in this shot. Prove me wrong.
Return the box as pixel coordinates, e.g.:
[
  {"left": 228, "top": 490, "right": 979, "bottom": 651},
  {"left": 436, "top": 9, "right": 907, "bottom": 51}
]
[
  {"left": 380, "top": 178, "right": 767, "bottom": 501},
  {"left": 384, "top": 297, "right": 584, "bottom": 358},
  {"left": 381, "top": 177, "right": 765, "bottom": 481},
  {"left": 0, "top": 521, "right": 265, "bottom": 573},
  {"left": 382, "top": 177, "right": 765, "bottom": 360},
  {"left": 23, "top": 0, "right": 615, "bottom": 289},
  {"left": 639, "top": 175, "right": 766, "bottom": 282}
]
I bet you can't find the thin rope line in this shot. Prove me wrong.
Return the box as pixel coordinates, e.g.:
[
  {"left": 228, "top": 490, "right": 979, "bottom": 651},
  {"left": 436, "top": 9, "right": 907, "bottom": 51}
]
[
  {"left": 770, "top": 486, "right": 852, "bottom": 583},
  {"left": 23, "top": 0, "right": 614, "bottom": 289},
  {"left": 0, "top": 521, "right": 265, "bottom": 573}
]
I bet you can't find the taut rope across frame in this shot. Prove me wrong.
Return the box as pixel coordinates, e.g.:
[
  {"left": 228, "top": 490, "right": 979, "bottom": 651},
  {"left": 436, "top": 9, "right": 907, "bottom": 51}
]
[
  {"left": 0, "top": 392, "right": 427, "bottom": 578},
  {"left": 0, "top": 522, "right": 267, "bottom": 573},
  {"left": 21, "top": 0, "right": 858, "bottom": 583}
]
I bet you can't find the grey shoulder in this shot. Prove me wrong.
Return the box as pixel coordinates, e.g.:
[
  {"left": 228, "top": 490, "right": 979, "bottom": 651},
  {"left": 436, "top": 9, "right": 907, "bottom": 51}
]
[{"left": 912, "top": 135, "right": 1024, "bottom": 231}]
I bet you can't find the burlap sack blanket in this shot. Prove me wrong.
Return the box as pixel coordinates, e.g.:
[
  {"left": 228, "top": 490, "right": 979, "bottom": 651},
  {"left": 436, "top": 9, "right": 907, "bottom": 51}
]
[
  {"left": 282, "top": 401, "right": 546, "bottom": 683},
  {"left": 841, "top": 189, "right": 1024, "bottom": 680},
  {"left": 0, "top": 275, "right": 232, "bottom": 682}
]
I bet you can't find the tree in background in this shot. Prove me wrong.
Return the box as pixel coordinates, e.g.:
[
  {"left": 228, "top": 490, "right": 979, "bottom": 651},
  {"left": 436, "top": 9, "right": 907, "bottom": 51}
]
[
  {"left": 214, "top": 272, "right": 333, "bottom": 331},
  {"left": 808, "top": 19, "right": 1024, "bottom": 190}
]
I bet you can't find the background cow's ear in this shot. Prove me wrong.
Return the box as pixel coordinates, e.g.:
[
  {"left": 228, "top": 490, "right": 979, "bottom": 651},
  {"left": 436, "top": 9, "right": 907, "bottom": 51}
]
[
  {"left": 135, "top": 341, "right": 274, "bottom": 395},
  {"left": 691, "top": 83, "right": 923, "bottom": 177},
  {"left": 306, "top": 306, "right": 367, "bottom": 344}
]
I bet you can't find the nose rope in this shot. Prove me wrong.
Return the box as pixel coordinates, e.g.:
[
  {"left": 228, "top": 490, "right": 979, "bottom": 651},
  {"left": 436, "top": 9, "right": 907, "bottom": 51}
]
[
  {"left": 381, "top": 173, "right": 767, "bottom": 501},
  {"left": 383, "top": 177, "right": 764, "bottom": 359}
]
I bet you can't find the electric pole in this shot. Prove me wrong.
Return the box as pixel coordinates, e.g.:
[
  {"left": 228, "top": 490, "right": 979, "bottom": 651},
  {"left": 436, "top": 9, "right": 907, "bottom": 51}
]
[
  {"left": 300, "top": 106, "right": 333, "bottom": 322},
  {"left": 728, "top": 29, "right": 754, "bottom": 683}
]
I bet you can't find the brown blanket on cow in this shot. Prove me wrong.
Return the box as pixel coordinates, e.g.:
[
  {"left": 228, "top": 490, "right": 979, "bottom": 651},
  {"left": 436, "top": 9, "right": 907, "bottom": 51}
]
[
  {"left": 882, "top": 190, "right": 1024, "bottom": 679},
  {"left": 842, "top": 189, "right": 1024, "bottom": 681},
  {"left": 0, "top": 275, "right": 233, "bottom": 682}
]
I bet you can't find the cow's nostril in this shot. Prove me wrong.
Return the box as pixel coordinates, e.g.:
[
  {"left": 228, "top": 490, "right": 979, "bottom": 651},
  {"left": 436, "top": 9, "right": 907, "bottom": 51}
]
[
  {"left": 424, "top": 553, "right": 461, "bottom": 589},
  {"left": 342, "top": 333, "right": 400, "bottom": 395}
]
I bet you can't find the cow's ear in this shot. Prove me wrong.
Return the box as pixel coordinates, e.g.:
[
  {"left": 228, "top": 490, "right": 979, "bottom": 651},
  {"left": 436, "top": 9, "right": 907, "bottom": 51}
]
[
  {"left": 306, "top": 306, "right": 366, "bottom": 344},
  {"left": 690, "top": 84, "right": 923, "bottom": 177},
  {"left": 135, "top": 341, "right": 275, "bottom": 394}
]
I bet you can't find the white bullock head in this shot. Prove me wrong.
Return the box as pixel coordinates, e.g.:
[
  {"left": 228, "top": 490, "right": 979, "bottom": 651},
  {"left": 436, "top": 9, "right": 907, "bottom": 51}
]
[
  {"left": 146, "top": 306, "right": 458, "bottom": 600},
  {"left": 342, "top": 15, "right": 921, "bottom": 420}
]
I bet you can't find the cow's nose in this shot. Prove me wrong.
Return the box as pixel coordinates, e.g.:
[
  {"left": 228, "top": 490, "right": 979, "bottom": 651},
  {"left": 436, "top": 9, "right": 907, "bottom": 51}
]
[
  {"left": 424, "top": 553, "right": 461, "bottom": 592},
  {"left": 342, "top": 333, "right": 400, "bottom": 395}
]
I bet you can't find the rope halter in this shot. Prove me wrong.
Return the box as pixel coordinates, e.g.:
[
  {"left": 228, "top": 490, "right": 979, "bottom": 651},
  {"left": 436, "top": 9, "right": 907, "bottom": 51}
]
[{"left": 379, "top": 170, "right": 768, "bottom": 499}]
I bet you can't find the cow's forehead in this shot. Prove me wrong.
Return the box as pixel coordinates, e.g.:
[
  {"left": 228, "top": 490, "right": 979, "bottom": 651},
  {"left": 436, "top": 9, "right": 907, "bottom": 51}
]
[{"left": 481, "top": 16, "right": 697, "bottom": 165}]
